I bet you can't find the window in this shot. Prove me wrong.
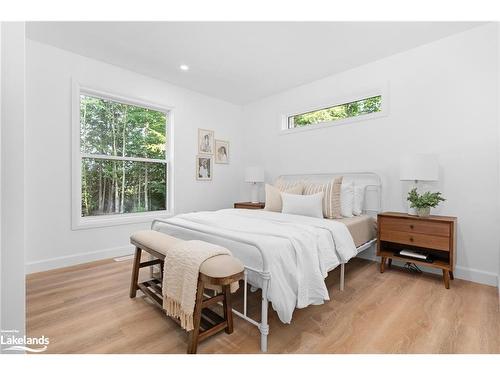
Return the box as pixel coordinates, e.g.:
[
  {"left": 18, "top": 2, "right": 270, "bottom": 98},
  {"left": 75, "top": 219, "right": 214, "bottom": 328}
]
[
  {"left": 287, "top": 95, "right": 382, "bottom": 129},
  {"left": 73, "top": 84, "right": 171, "bottom": 229}
]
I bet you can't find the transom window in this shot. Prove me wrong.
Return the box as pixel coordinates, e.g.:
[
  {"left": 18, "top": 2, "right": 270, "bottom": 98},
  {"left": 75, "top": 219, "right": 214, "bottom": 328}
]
[
  {"left": 287, "top": 95, "right": 382, "bottom": 129},
  {"left": 78, "top": 92, "right": 169, "bottom": 220}
]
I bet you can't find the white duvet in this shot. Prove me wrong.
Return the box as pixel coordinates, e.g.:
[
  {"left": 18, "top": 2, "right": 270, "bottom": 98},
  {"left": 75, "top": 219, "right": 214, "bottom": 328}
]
[{"left": 152, "top": 209, "right": 357, "bottom": 323}]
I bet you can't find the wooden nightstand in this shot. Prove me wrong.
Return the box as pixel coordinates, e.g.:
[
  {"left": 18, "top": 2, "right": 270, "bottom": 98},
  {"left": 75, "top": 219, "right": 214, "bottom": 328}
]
[
  {"left": 377, "top": 212, "right": 457, "bottom": 289},
  {"left": 234, "top": 202, "right": 265, "bottom": 209}
]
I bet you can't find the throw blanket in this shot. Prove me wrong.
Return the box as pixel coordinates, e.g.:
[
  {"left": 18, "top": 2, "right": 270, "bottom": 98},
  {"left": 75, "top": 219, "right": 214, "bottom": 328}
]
[
  {"left": 153, "top": 209, "right": 358, "bottom": 324},
  {"left": 162, "top": 239, "right": 231, "bottom": 331}
]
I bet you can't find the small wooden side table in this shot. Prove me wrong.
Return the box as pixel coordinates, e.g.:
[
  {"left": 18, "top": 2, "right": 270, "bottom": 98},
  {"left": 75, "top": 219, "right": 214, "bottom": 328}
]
[
  {"left": 234, "top": 202, "right": 265, "bottom": 209},
  {"left": 377, "top": 212, "right": 457, "bottom": 289}
]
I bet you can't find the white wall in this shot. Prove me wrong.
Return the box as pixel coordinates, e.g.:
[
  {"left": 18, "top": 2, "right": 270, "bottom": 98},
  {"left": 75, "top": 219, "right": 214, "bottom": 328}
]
[
  {"left": 242, "top": 24, "right": 500, "bottom": 286},
  {"left": 1, "top": 22, "right": 26, "bottom": 348},
  {"left": 497, "top": 23, "right": 500, "bottom": 294},
  {"left": 0, "top": 20, "right": 2, "bottom": 338},
  {"left": 25, "top": 40, "right": 244, "bottom": 273},
  {"left": 25, "top": 24, "right": 500, "bottom": 287}
]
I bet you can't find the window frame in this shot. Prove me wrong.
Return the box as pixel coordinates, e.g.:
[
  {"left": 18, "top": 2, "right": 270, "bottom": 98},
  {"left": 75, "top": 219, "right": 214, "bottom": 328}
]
[
  {"left": 280, "top": 86, "right": 389, "bottom": 134},
  {"left": 71, "top": 81, "right": 174, "bottom": 230}
]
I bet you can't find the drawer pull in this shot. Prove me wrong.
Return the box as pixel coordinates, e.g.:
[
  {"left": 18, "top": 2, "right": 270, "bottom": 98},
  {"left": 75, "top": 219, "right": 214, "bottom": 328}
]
[
  {"left": 409, "top": 237, "right": 414, "bottom": 242},
  {"left": 410, "top": 225, "right": 414, "bottom": 229}
]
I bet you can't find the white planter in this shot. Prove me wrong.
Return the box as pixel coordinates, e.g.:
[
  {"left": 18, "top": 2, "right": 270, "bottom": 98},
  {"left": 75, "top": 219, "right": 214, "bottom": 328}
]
[{"left": 416, "top": 207, "right": 431, "bottom": 217}]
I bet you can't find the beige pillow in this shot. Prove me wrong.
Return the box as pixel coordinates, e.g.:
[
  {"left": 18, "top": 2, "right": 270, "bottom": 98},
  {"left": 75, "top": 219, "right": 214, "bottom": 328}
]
[
  {"left": 303, "top": 177, "right": 343, "bottom": 219},
  {"left": 264, "top": 183, "right": 303, "bottom": 212}
]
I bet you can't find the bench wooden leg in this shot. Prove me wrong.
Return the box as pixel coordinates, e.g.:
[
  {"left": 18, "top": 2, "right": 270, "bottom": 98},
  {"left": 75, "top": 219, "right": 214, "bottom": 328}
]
[
  {"left": 129, "top": 247, "right": 142, "bottom": 298},
  {"left": 187, "top": 278, "right": 205, "bottom": 354},
  {"left": 222, "top": 284, "right": 233, "bottom": 334}
]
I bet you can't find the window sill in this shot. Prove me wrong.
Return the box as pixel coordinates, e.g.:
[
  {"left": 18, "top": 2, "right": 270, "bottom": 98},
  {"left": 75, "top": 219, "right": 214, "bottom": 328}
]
[{"left": 72, "top": 210, "right": 174, "bottom": 230}]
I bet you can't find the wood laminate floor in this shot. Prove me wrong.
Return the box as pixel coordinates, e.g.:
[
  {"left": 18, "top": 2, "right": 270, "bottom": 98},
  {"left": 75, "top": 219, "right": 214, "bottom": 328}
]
[{"left": 26, "top": 257, "right": 500, "bottom": 354}]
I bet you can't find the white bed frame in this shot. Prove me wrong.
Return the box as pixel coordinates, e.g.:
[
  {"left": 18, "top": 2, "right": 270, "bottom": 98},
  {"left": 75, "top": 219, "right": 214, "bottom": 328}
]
[{"left": 153, "top": 172, "right": 382, "bottom": 353}]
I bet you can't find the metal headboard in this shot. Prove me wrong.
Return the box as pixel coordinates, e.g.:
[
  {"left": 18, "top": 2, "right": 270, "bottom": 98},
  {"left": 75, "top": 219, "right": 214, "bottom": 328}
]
[{"left": 277, "top": 172, "right": 382, "bottom": 216}]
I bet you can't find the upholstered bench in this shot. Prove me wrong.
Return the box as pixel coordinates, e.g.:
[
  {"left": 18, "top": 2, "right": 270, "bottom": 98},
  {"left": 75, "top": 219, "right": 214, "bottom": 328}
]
[
  {"left": 129, "top": 230, "right": 244, "bottom": 354},
  {"left": 129, "top": 230, "right": 181, "bottom": 298}
]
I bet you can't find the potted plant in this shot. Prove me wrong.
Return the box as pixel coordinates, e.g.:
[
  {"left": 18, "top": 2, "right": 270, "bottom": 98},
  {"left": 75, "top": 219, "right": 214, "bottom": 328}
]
[{"left": 407, "top": 188, "right": 446, "bottom": 217}]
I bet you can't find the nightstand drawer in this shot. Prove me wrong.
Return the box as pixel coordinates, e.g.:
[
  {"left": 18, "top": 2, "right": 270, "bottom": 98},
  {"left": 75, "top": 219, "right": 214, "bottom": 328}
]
[
  {"left": 380, "top": 217, "right": 450, "bottom": 237},
  {"left": 380, "top": 230, "right": 450, "bottom": 251}
]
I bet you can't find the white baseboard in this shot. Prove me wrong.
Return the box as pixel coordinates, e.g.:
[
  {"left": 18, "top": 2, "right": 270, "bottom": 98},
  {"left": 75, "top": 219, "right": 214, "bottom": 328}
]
[
  {"left": 25, "top": 245, "right": 134, "bottom": 274},
  {"left": 454, "top": 266, "right": 498, "bottom": 287},
  {"left": 497, "top": 275, "right": 500, "bottom": 306},
  {"left": 357, "top": 248, "right": 498, "bottom": 287}
]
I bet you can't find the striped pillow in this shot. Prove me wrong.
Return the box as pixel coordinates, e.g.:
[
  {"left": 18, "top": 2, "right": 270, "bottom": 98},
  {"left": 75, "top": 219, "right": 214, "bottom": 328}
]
[
  {"left": 303, "top": 177, "right": 343, "bottom": 219},
  {"left": 274, "top": 177, "right": 304, "bottom": 193}
]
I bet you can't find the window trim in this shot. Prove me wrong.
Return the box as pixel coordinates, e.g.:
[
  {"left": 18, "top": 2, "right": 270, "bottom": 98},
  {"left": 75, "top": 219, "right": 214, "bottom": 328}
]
[
  {"left": 71, "top": 80, "right": 174, "bottom": 230},
  {"left": 280, "top": 86, "right": 389, "bottom": 135}
]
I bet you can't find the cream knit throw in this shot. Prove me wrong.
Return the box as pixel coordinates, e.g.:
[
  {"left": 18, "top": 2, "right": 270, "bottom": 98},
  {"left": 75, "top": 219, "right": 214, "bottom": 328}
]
[{"left": 162, "top": 240, "right": 231, "bottom": 331}]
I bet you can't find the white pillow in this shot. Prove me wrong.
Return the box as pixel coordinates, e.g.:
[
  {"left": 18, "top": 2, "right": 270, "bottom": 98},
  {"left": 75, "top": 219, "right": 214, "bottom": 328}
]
[
  {"left": 264, "top": 183, "right": 303, "bottom": 212},
  {"left": 281, "top": 192, "right": 324, "bottom": 218},
  {"left": 353, "top": 185, "right": 365, "bottom": 216},
  {"left": 340, "top": 182, "right": 354, "bottom": 217}
]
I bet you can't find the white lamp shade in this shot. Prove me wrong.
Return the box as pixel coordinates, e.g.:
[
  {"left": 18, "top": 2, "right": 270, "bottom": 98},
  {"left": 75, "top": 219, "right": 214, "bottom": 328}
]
[
  {"left": 244, "top": 166, "right": 264, "bottom": 183},
  {"left": 400, "top": 154, "right": 439, "bottom": 181}
]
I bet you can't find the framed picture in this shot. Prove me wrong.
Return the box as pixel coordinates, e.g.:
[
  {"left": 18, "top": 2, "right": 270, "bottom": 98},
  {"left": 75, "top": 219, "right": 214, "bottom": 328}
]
[
  {"left": 198, "top": 128, "right": 214, "bottom": 154},
  {"left": 196, "top": 155, "right": 213, "bottom": 181},
  {"left": 215, "top": 139, "right": 230, "bottom": 164}
]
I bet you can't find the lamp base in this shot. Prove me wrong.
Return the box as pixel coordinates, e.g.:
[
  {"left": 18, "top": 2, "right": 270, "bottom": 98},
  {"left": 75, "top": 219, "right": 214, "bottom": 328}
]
[
  {"left": 406, "top": 181, "right": 418, "bottom": 216},
  {"left": 250, "top": 183, "right": 259, "bottom": 203}
]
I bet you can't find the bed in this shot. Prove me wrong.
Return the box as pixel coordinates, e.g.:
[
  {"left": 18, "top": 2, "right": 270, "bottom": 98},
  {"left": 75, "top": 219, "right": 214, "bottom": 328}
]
[{"left": 151, "top": 172, "right": 381, "bottom": 352}]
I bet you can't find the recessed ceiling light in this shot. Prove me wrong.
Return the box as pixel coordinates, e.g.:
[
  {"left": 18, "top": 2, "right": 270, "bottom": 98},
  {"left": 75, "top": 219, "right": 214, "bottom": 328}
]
[{"left": 179, "top": 64, "right": 189, "bottom": 71}]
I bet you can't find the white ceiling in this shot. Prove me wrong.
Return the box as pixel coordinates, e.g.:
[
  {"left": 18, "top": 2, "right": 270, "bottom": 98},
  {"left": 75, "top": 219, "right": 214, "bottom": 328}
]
[{"left": 26, "top": 22, "right": 484, "bottom": 104}]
